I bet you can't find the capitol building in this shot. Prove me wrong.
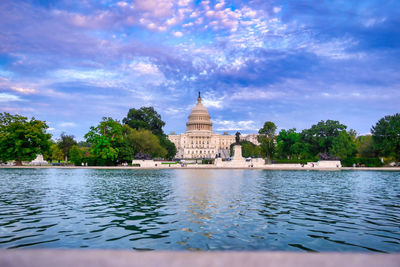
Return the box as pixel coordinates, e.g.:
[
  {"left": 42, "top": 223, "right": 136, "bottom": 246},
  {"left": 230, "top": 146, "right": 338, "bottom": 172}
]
[{"left": 168, "top": 93, "right": 258, "bottom": 159}]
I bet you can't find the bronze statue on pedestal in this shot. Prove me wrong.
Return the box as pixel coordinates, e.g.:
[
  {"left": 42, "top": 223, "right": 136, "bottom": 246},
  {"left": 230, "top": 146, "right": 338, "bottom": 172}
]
[{"left": 235, "top": 131, "right": 240, "bottom": 144}]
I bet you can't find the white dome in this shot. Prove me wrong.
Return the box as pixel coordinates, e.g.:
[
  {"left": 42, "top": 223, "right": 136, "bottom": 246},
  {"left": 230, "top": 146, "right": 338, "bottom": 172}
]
[{"left": 186, "top": 92, "right": 213, "bottom": 133}]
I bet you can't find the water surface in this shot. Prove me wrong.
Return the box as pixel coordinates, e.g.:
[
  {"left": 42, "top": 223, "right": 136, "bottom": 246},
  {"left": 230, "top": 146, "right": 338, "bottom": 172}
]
[{"left": 0, "top": 169, "right": 399, "bottom": 251}]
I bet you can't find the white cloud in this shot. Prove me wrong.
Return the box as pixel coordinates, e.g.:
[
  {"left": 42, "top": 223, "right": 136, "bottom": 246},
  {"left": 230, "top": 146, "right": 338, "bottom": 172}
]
[
  {"left": 130, "top": 62, "right": 160, "bottom": 75},
  {"left": 129, "top": 89, "right": 155, "bottom": 101},
  {"left": 1, "top": 107, "right": 34, "bottom": 113},
  {"left": 167, "top": 17, "right": 178, "bottom": 26},
  {"left": 53, "top": 69, "right": 117, "bottom": 81},
  {"left": 322, "top": 92, "right": 331, "bottom": 97},
  {"left": 178, "top": 0, "right": 191, "bottom": 6},
  {"left": 215, "top": 0, "right": 225, "bottom": 9},
  {"left": 173, "top": 31, "right": 183, "bottom": 37},
  {"left": 52, "top": 9, "right": 113, "bottom": 30},
  {"left": 116, "top": 1, "right": 128, "bottom": 7},
  {"left": 202, "top": 98, "right": 223, "bottom": 109},
  {"left": 164, "top": 107, "right": 188, "bottom": 116},
  {"left": 308, "top": 38, "right": 363, "bottom": 60},
  {"left": 273, "top": 6, "right": 282, "bottom": 13},
  {"left": 319, "top": 90, "right": 393, "bottom": 100},
  {"left": 195, "top": 17, "right": 204, "bottom": 25},
  {"left": 10, "top": 86, "right": 36, "bottom": 94},
  {"left": 230, "top": 89, "right": 284, "bottom": 100},
  {"left": 214, "top": 119, "right": 258, "bottom": 131},
  {"left": 242, "top": 7, "right": 257, "bottom": 18},
  {"left": 202, "top": 92, "right": 225, "bottom": 109},
  {"left": 115, "top": 0, "right": 194, "bottom": 32},
  {"left": 134, "top": 0, "right": 174, "bottom": 17},
  {"left": 59, "top": 122, "right": 77, "bottom": 128},
  {"left": 364, "top": 17, "right": 386, "bottom": 28},
  {"left": 0, "top": 93, "right": 23, "bottom": 102}
]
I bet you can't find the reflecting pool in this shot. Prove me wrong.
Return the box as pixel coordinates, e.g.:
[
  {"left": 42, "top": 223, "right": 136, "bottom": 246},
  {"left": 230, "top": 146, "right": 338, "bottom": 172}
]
[{"left": 0, "top": 169, "right": 399, "bottom": 251}]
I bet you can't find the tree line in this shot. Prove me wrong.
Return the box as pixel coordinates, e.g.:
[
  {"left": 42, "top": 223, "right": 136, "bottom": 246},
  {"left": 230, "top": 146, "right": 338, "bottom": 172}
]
[
  {"left": 233, "top": 114, "right": 400, "bottom": 166},
  {"left": 1, "top": 110, "right": 399, "bottom": 166},
  {"left": 0, "top": 107, "right": 176, "bottom": 166}
]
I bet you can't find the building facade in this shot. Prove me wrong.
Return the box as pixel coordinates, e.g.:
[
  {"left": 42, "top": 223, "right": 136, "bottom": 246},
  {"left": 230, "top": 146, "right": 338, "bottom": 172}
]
[{"left": 168, "top": 93, "right": 258, "bottom": 159}]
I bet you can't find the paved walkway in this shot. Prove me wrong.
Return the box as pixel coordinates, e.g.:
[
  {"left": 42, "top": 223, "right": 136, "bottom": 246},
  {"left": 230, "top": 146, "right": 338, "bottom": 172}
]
[
  {"left": 0, "top": 250, "right": 399, "bottom": 267},
  {"left": 1, "top": 165, "right": 400, "bottom": 171}
]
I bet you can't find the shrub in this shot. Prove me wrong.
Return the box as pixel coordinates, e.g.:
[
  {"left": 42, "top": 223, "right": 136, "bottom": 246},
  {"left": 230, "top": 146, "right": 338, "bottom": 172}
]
[
  {"left": 273, "top": 158, "right": 317, "bottom": 165},
  {"left": 81, "top": 156, "right": 115, "bottom": 166},
  {"left": 341, "top": 157, "right": 383, "bottom": 167}
]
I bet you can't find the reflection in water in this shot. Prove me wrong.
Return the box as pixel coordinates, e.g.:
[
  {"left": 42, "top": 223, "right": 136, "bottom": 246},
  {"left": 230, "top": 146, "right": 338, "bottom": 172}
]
[
  {"left": 0, "top": 169, "right": 399, "bottom": 251},
  {"left": 174, "top": 170, "right": 215, "bottom": 250},
  {"left": 81, "top": 169, "right": 175, "bottom": 250},
  {"left": 172, "top": 170, "right": 254, "bottom": 250}
]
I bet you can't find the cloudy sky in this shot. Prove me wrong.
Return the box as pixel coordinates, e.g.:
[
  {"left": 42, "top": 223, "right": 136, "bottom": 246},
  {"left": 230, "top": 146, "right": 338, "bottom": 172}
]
[{"left": 0, "top": 0, "right": 399, "bottom": 140}]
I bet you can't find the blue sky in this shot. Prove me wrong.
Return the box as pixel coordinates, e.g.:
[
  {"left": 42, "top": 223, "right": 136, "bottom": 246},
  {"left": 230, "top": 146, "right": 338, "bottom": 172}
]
[{"left": 0, "top": 0, "right": 399, "bottom": 140}]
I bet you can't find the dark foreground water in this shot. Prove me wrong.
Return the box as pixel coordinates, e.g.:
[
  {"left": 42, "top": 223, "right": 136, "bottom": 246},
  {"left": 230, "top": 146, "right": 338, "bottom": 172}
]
[{"left": 0, "top": 169, "right": 399, "bottom": 252}]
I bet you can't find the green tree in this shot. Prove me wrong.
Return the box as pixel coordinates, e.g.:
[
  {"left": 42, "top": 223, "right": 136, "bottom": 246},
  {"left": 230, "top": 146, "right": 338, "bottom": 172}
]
[
  {"left": 276, "top": 128, "right": 300, "bottom": 159},
  {"left": 300, "top": 120, "right": 347, "bottom": 157},
  {"left": 230, "top": 140, "right": 260, "bottom": 158},
  {"left": 121, "top": 126, "right": 167, "bottom": 158},
  {"left": 84, "top": 117, "right": 122, "bottom": 163},
  {"left": 123, "top": 107, "right": 165, "bottom": 136},
  {"left": 77, "top": 141, "right": 91, "bottom": 148},
  {"left": 69, "top": 145, "right": 83, "bottom": 166},
  {"left": 159, "top": 135, "right": 177, "bottom": 160},
  {"left": 135, "top": 130, "right": 167, "bottom": 158},
  {"left": 122, "top": 106, "right": 176, "bottom": 159},
  {"left": 292, "top": 141, "right": 314, "bottom": 160},
  {"left": 58, "top": 132, "right": 77, "bottom": 163},
  {"left": 0, "top": 113, "right": 51, "bottom": 165},
  {"left": 330, "top": 131, "right": 356, "bottom": 159},
  {"left": 259, "top": 138, "right": 276, "bottom": 163},
  {"left": 356, "top": 135, "right": 376, "bottom": 158},
  {"left": 50, "top": 143, "right": 64, "bottom": 163},
  {"left": 258, "top": 121, "right": 277, "bottom": 137},
  {"left": 258, "top": 121, "right": 277, "bottom": 163},
  {"left": 42, "top": 140, "right": 55, "bottom": 162},
  {"left": 116, "top": 125, "right": 136, "bottom": 162},
  {"left": 80, "top": 146, "right": 91, "bottom": 158},
  {"left": 371, "top": 113, "right": 400, "bottom": 163},
  {"left": 242, "top": 141, "right": 261, "bottom": 158},
  {"left": 116, "top": 125, "right": 170, "bottom": 162}
]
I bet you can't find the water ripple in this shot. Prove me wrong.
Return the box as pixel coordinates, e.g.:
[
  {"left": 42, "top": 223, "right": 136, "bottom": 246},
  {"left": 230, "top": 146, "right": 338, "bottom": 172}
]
[{"left": 0, "top": 168, "right": 399, "bottom": 251}]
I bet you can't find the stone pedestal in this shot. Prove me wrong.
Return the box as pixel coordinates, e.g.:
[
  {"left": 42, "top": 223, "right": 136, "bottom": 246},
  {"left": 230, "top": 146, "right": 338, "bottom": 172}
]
[
  {"left": 229, "top": 145, "right": 247, "bottom": 167},
  {"left": 214, "top": 145, "right": 265, "bottom": 168},
  {"left": 232, "top": 145, "right": 244, "bottom": 161}
]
